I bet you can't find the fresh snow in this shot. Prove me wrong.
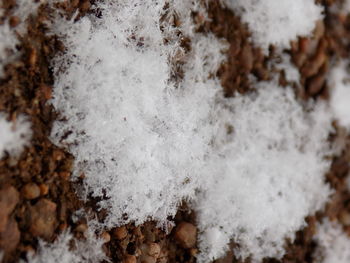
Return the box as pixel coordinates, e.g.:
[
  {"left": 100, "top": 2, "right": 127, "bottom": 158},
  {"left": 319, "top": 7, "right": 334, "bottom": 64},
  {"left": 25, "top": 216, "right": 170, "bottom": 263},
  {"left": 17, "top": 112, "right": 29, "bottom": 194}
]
[
  {"left": 223, "top": 0, "right": 324, "bottom": 51},
  {"left": 50, "top": 0, "right": 226, "bottom": 228},
  {"left": 45, "top": 0, "right": 335, "bottom": 262},
  {"left": 0, "top": 114, "right": 32, "bottom": 159},
  {"left": 313, "top": 219, "right": 350, "bottom": 263},
  {"left": 195, "top": 83, "right": 332, "bottom": 262}
]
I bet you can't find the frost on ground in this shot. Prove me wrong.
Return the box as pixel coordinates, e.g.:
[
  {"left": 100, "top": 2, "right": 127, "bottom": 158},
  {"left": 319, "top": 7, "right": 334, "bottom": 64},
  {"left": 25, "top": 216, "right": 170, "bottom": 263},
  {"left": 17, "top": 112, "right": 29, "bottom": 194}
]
[
  {"left": 328, "top": 61, "right": 350, "bottom": 129},
  {"left": 223, "top": 0, "right": 324, "bottom": 51},
  {"left": 26, "top": 228, "right": 106, "bottom": 263},
  {"left": 0, "top": 113, "right": 31, "bottom": 159},
  {"left": 195, "top": 83, "right": 332, "bottom": 262},
  {"left": 313, "top": 219, "right": 350, "bottom": 263},
  {"left": 0, "top": 0, "right": 41, "bottom": 77},
  {"left": 48, "top": 0, "right": 333, "bottom": 262}
]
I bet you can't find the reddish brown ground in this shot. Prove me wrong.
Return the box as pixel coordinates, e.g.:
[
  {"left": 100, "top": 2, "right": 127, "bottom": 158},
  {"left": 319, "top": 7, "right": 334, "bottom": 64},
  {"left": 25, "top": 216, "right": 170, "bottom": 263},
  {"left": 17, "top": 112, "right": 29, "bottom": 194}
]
[{"left": 1, "top": 0, "right": 350, "bottom": 263}]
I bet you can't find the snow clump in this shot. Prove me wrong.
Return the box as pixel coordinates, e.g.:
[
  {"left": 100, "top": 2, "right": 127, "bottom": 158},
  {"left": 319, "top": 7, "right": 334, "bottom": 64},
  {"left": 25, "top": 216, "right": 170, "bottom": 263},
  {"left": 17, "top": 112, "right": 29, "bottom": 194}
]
[
  {"left": 195, "top": 83, "right": 332, "bottom": 262},
  {"left": 50, "top": 0, "right": 226, "bottom": 227},
  {"left": 313, "top": 219, "right": 350, "bottom": 263},
  {"left": 223, "top": 0, "right": 324, "bottom": 51},
  {"left": 328, "top": 61, "right": 350, "bottom": 129},
  {"left": 0, "top": 113, "right": 32, "bottom": 159}
]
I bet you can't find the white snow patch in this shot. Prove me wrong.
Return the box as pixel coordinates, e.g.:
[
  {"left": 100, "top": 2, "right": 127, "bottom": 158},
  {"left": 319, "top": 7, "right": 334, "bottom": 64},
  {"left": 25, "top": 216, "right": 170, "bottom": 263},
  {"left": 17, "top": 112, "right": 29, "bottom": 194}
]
[
  {"left": 223, "top": 0, "right": 324, "bottom": 51},
  {"left": 274, "top": 54, "right": 301, "bottom": 83},
  {"left": 50, "top": 0, "right": 226, "bottom": 227},
  {"left": 195, "top": 83, "right": 332, "bottom": 262},
  {"left": 0, "top": 114, "right": 32, "bottom": 159},
  {"left": 314, "top": 219, "right": 350, "bottom": 263},
  {"left": 329, "top": 61, "right": 350, "bottom": 129},
  {"left": 26, "top": 229, "right": 106, "bottom": 263}
]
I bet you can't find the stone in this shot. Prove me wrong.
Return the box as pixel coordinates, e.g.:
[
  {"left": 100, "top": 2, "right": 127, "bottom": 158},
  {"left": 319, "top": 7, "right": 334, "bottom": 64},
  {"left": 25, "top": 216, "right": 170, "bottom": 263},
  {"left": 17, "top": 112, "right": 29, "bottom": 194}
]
[
  {"left": 174, "top": 222, "right": 197, "bottom": 249},
  {"left": 29, "top": 199, "right": 57, "bottom": 240}
]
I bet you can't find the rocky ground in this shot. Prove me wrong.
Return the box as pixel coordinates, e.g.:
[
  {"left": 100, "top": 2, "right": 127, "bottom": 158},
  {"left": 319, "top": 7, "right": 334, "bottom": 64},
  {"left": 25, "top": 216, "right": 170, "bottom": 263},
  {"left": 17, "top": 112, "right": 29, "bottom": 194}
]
[{"left": 1, "top": 0, "right": 350, "bottom": 262}]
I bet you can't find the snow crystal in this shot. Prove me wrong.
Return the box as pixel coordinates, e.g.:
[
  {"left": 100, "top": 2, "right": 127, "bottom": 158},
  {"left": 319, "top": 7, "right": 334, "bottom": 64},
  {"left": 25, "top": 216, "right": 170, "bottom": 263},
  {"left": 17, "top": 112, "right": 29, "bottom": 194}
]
[
  {"left": 223, "top": 0, "right": 324, "bottom": 51},
  {"left": 50, "top": 0, "right": 226, "bottom": 227},
  {"left": 313, "top": 219, "right": 350, "bottom": 263},
  {"left": 329, "top": 61, "right": 350, "bottom": 129},
  {"left": 26, "top": 229, "right": 106, "bottom": 263},
  {"left": 195, "top": 83, "right": 332, "bottom": 262},
  {"left": 0, "top": 114, "right": 32, "bottom": 159}
]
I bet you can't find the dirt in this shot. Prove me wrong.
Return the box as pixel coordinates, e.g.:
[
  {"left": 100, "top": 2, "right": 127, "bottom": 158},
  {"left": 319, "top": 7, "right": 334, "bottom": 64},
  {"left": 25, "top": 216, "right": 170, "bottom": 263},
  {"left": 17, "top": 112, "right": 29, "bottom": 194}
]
[{"left": 1, "top": 0, "right": 350, "bottom": 263}]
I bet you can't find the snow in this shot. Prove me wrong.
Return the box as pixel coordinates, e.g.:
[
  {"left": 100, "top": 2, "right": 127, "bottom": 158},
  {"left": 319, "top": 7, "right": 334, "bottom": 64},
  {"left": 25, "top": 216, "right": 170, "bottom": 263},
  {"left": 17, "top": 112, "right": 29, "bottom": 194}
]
[
  {"left": 0, "top": 24, "right": 17, "bottom": 76},
  {"left": 48, "top": 0, "right": 333, "bottom": 262},
  {"left": 223, "top": 0, "right": 324, "bottom": 51},
  {"left": 313, "top": 219, "right": 350, "bottom": 263},
  {"left": 0, "top": 0, "right": 41, "bottom": 77},
  {"left": 50, "top": 0, "right": 226, "bottom": 227},
  {"left": 343, "top": 0, "right": 350, "bottom": 13},
  {"left": 329, "top": 61, "right": 350, "bottom": 129},
  {"left": 195, "top": 83, "right": 332, "bottom": 262},
  {"left": 26, "top": 228, "right": 106, "bottom": 263},
  {"left": 0, "top": 113, "right": 32, "bottom": 159},
  {"left": 273, "top": 54, "right": 301, "bottom": 83}
]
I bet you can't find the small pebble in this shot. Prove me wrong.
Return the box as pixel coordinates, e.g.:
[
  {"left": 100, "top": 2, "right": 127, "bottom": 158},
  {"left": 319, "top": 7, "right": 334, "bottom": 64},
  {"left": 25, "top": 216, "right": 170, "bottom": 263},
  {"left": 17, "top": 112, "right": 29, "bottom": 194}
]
[
  {"left": 39, "top": 183, "right": 49, "bottom": 196},
  {"left": 239, "top": 43, "right": 253, "bottom": 72},
  {"left": 147, "top": 243, "right": 161, "bottom": 258},
  {"left": 307, "top": 73, "right": 325, "bottom": 96},
  {"left": 0, "top": 185, "right": 19, "bottom": 214},
  {"left": 174, "top": 222, "right": 197, "bottom": 249},
  {"left": 40, "top": 84, "right": 53, "bottom": 100},
  {"left": 133, "top": 226, "right": 144, "bottom": 239},
  {"left": 101, "top": 231, "right": 111, "bottom": 243},
  {"left": 189, "top": 248, "right": 198, "bottom": 256},
  {"left": 0, "top": 186, "right": 19, "bottom": 232},
  {"left": 29, "top": 48, "right": 37, "bottom": 67},
  {"left": 52, "top": 150, "right": 64, "bottom": 161},
  {"left": 22, "top": 183, "right": 40, "bottom": 200},
  {"left": 0, "top": 218, "right": 20, "bottom": 252},
  {"left": 339, "top": 210, "right": 350, "bottom": 226},
  {"left": 114, "top": 226, "right": 128, "bottom": 240},
  {"left": 59, "top": 171, "right": 71, "bottom": 180},
  {"left": 30, "top": 199, "right": 57, "bottom": 240},
  {"left": 75, "top": 223, "right": 88, "bottom": 233},
  {"left": 123, "top": 255, "right": 137, "bottom": 263},
  {"left": 9, "top": 16, "right": 20, "bottom": 27}
]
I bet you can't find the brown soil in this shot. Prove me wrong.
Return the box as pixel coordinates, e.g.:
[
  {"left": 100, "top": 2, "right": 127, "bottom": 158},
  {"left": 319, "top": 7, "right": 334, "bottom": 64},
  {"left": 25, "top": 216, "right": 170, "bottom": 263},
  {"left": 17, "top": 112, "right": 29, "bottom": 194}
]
[{"left": 1, "top": 0, "right": 350, "bottom": 263}]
